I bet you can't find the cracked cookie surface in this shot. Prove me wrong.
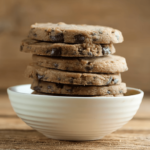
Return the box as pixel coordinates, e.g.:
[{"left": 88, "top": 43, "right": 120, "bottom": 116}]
[
  {"left": 28, "top": 22, "right": 123, "bottom": 44},
  {"left": 33, "top": 55, "right": 128, "bottom": 73},
  {"left": 25, "top": 63, "right": 122, "bottom": 86},
  {"left": 20, "top": 39, "right": 115, "bottom": 57},
  {"left": 31, "top": 80, "right": 126, "bottom": 96}
]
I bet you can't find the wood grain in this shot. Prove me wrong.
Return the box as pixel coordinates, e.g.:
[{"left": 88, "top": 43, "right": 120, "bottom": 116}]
[
  {"left": 0, "top": 130, "right": 150, "bottom": 149},
  {"left": 0, "top": 0, "right": 150, "bottom": 91}
]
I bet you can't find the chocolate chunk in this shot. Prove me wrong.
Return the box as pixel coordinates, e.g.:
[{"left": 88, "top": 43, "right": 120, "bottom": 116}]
[
  {"left": 74, "top": 34, "right": 85, "bottom": 43},
  {"left": 113, "top": 79, "right": 119, "bottom": 84},
  {"left": 69, "top": 78, "right": 74, "bottom": 84},
  {"left": 93, "top": 76, "right": 97, "bottom": 80},
  {"left": 119, "top": 90, "right": 123, "bottom": 94},
  {"left": 87, "top": 82, "right": 93, "bottom": 85},
  {"left": 102, "top": 46, "right": 111, "bottom": 55},
  {"left": 47, "top": 86, "right": 53, "bottom": 92},
  {"left": 87, "top": 62, "right": 91, "bottom": 65},
  {"left": 91, "top": 32, "right": 96, "bottom": 36},
  {"left": 46, "top": 50, "right": 51, "bottom": 54},
  {"left": 50, "top": 33, "right": 64, "bottom": 42},
  {"left": 106, "top": 77, "right": 112, "bottom": 85},
  {"left": 58, "top": 77, "right": 61, "bottom": 81},
  {"left": 37, "top": 74, "right": 44, "bottom": 80},
  {"left": 47, "top": 86, "right": 52, "bottom": 89},
  {"left": 78, "top": 48, "right": 84, "bottom": 55},
  {"left": 50, "top": 48, "right": 62, "bottom": 56},
  {"left": 107, "top": 90, "right": 111, "bottom": 94},
  {"left": 88, "top": 52, "right": 93, "bottom": 56},
  {"left": 34, "top": 86, "right": 41, "bottom": 92},
  {"left": 20, "top": 45, "right": 24, "bottom": 51},
  {"left": 54, "top": 63, "right": 58, "bottom": 68},
  {"left": 44, "top": 30, "right": 49, "bottom": 35},
  {"left": 85, "top": 66, "right": 93, "bottom": 71},
  {"left": 56, "top": 84, "right": 64, "bottom": 89},
  {"left": 66, "top": 89, "right": 72, "bottom": 93},
  {"left": 93, "top": 38, "right": 98, "bottom": 42},
  {"left": 97, "top": 50, "right": 100, "bottom": 54},
  {"left": 33, "top": 33, "right": 37, "bottom": 37}
]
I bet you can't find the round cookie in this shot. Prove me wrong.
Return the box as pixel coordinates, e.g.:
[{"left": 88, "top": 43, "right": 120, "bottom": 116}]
[
  {"left": 28, "top": 22, "right": 123, "bottom": 44},
  {"left": 32, "top": 91, "right": 124, "bottom": 97},
  {"left": 20, "top": 39, "right": 115, "bottom": 57},
  {"left": 31, "top": 80, "right": 126, "bottom": 96},
  {"left": 33, "top": 55, "right": 128, "bottom": 73},
  {"left": 25, "top": 63, "right": 122, "bottom": 86}
]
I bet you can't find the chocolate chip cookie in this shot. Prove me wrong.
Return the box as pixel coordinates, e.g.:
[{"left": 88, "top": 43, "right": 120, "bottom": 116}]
[
  {"left": 20, "top": 39, "right": 115, "bottom": 57},
  {"left": 26, "top": 63, "right": 122, "bottom": 86},
  {"left": 32, "top": 91, "right": 124, "bottom": 97},
  {"left": 31, "top": 80, "right": 126, "bottom": 96},
  {"left": 33, "top": 55, "right": 128, "bottom": 73},
  {"left": 28, "top": 22, "right": 123, "bottom": 44}
]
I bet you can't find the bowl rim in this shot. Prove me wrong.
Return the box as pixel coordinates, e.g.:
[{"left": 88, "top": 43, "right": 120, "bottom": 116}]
[{"left": 7, "top": 84, "right": 144, "bottom": 99}]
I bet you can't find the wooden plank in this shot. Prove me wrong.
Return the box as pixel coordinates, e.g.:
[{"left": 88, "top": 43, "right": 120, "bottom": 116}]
[
  {"left": 0, "top": 130, "right": 150, "bottom": 149},
  {"left": 121, "top": 120, "right": 150, "bottom": 130},
  {"left": 0, "top": 118, "right": 31, "bottom": 130}
]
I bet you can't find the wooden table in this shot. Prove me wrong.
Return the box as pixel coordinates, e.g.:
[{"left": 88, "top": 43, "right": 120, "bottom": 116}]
[{"left": 0, "top": 94, "right": 150, "bottom": 150}]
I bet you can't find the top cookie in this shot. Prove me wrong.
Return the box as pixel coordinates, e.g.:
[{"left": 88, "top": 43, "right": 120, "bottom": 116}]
[{"left": 28, "top": 22, "right": 124, "bottom": 44}]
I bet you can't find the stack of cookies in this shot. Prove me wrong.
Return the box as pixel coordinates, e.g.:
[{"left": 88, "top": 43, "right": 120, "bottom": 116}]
[{"left": 20, "top": 22, "right": 128, "bottom": 97}]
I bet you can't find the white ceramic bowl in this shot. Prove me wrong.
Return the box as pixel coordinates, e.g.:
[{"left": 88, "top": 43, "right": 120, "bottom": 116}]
[{"left": 7, "top": 84, "right": 144, "bottom": 141}]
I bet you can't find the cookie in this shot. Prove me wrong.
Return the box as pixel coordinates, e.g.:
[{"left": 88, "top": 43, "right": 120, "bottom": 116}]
[
  {"left": 25, "top": 63, "right": 122, "bottom": 86},
  {"left": 32, "top": 91, "right": 124, "bottom": 97},
  {"left": 28, "top": 22, "right": 123, "bottom": 44},
  {"left": 20, "top": 39, "right": 115, "bottom": 57},
  {"left": 33, "top": 55, "right": 128, "bottom": 73},
  {"left": 31, "top": 80, "right": 126, "bottom": 96}
]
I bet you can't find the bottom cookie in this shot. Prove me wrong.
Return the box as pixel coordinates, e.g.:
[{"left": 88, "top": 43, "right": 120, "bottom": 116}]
[
  {"left": 31, "top": 80, "right": 126, "bottom": 96},
  {"left": 32, "top": 91, "right": 124, "bottom": 97}
]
